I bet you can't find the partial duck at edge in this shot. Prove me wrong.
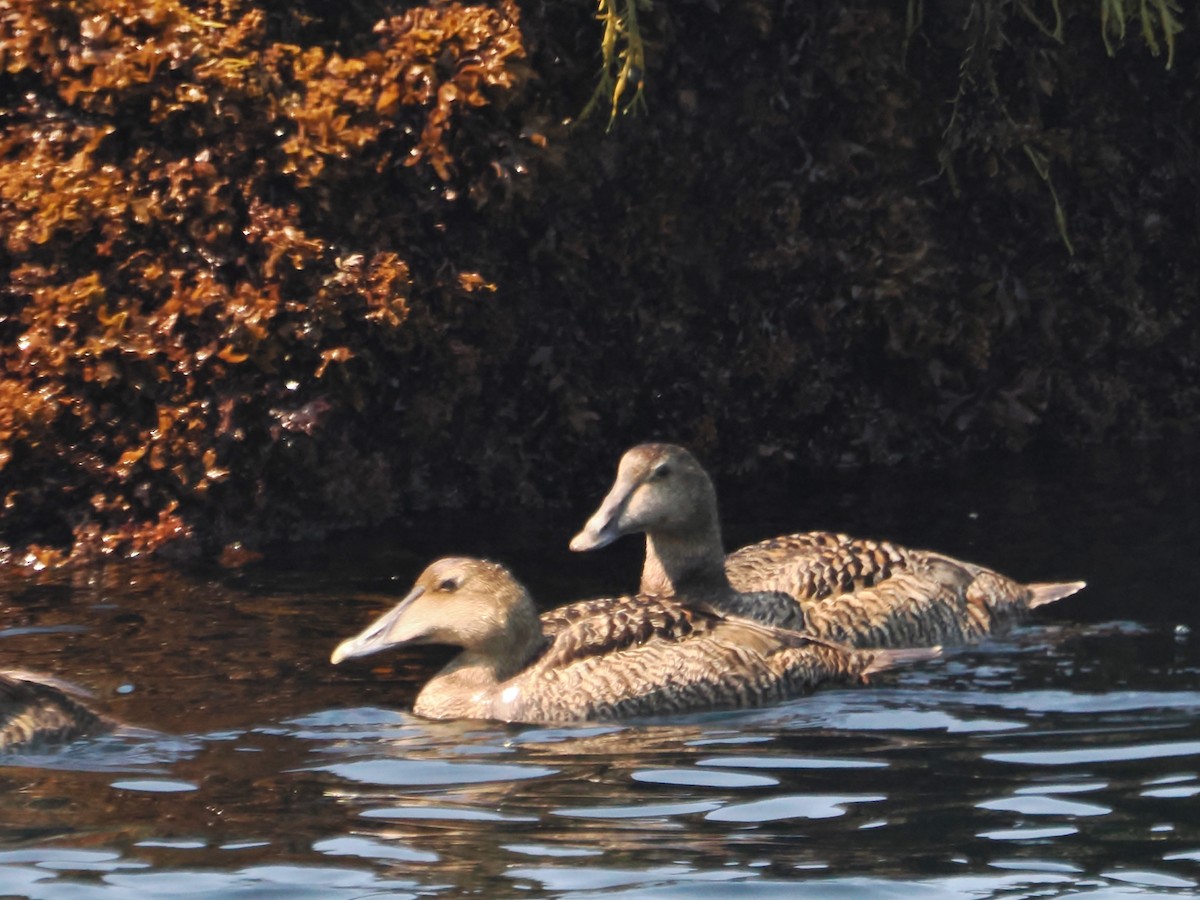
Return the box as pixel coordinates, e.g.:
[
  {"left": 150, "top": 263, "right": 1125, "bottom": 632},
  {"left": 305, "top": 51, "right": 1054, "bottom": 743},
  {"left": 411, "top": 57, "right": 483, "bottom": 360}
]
[
  {"left": 570, "top": 443, "right": 1085, "bottom": 649},
  {"left": 1, "top": 670, "right": 110, "bottom": 751},
  {"left": 330, "top": 557, "right": 932, "bottom": 723}
]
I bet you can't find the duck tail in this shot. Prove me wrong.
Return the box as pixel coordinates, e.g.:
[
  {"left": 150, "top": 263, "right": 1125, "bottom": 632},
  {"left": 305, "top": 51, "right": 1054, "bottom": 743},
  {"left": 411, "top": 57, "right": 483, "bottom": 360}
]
[
  {"left": 862, "top": 646, "right": 941, "bottom": 677},
  {"left": 1027, "top": 580, "right": 1087, "bottom": 608}
]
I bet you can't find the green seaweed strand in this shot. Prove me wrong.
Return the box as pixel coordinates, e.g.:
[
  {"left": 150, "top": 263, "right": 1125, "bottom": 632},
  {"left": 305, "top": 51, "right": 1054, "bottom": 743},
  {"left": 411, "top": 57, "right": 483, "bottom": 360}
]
[
  {"left": 1102, "top": 0, "right": 1183, "bottom": 69},
  {"left": 581, "top": 0, "right": 649, "bottom": 128}
]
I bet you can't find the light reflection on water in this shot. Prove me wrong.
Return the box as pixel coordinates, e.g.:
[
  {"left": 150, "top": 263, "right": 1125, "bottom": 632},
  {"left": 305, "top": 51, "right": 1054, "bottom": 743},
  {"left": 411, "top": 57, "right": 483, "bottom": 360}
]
[
  {"left": 3, "top": 445, "right": 1200, "bottom": 898},
  {"left": 2, "top": 625, "right": 1197, "bottom": 899}
]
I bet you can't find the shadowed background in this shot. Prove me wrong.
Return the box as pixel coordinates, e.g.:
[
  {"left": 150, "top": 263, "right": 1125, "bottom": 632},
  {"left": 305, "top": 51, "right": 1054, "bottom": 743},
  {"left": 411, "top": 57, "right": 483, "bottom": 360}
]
[{"left": 1, "top": 0, "right": 1195, "bottom": 565}]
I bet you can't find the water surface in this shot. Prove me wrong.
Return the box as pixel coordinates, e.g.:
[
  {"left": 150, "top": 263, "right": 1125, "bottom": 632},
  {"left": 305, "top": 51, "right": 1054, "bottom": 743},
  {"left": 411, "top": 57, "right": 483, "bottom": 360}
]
[{"left": 2, "top": 444, "right": 1198, "bottom": 898}]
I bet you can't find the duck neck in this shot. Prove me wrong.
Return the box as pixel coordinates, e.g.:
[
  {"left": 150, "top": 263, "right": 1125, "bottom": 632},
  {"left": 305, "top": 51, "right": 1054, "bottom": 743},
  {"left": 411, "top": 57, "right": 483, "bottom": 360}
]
[
  {"left": 640, "top": 526, "right": 732, "bottom": 600},
  {"left": 417, "top": 658, "right": 500, "bottom": 719},
  {"left": 419, "top": 601, "right": 546, "bottom": 715}
]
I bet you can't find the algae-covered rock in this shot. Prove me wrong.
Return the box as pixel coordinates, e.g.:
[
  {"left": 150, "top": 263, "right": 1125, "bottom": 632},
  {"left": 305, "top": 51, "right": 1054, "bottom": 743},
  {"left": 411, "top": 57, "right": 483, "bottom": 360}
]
[{"left": 1, "top": 0, "right": 1196, "bottom": 567}]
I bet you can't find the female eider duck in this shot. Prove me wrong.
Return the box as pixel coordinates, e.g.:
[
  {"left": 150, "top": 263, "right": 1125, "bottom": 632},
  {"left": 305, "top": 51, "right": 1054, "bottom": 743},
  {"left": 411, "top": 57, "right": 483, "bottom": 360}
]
[
  {"left": 1, "top": 670, "right": 109, "bottom": 751},
  {"left": 330, "top": 557, "right": 929, "bottom": 723},
  {"left": 570, "top": 443, "right": 1085, "bottom": 649}
]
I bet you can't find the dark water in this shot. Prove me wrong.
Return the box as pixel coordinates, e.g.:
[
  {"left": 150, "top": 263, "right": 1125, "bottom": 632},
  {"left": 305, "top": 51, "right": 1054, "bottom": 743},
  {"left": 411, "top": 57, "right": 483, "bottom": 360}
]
[{"left": 2, "top": 443, "right": 1199, "bottom": 898}]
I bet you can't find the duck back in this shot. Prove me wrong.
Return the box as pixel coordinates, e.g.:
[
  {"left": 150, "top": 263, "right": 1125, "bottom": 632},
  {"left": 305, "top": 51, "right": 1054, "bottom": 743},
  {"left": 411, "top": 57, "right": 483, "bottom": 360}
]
[
  {"left": 0, "top": 672, "right": 107, "bottom": 751},
  {"left": 726, "top": 531, "right": 1084, "bottom": 648},
  {"left": 448, "top": 601, "right": 919, "bottom": 724}
]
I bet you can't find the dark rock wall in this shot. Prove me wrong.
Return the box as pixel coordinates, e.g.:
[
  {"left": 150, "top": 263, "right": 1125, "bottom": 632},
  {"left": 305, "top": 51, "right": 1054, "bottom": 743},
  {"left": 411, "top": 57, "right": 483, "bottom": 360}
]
[{"left": 1, "top": 0, "right": 1195, "bottom": 565}]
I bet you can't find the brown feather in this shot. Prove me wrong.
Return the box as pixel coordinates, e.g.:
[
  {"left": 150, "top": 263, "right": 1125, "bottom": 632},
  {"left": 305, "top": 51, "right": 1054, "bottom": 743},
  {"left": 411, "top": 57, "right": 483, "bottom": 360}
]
[
  {"left": 330, "top": 558, "right": 927, "bottom": 724},
  {"left": 572, "top": 444, "right": 1086, "bottom": 649},
  {"left": 0, "top": 671, "right": 109, "bottom": 751}
]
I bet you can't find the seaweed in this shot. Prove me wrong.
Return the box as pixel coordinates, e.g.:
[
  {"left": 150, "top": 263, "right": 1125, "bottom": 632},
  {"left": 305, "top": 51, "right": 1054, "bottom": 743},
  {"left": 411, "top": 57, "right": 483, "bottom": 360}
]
[
  {"left": 1, "top": 0, "right": 1197, "bottom": 570},
  {"left": 1, "top": 0, "right": 527, "bottom": 566}
]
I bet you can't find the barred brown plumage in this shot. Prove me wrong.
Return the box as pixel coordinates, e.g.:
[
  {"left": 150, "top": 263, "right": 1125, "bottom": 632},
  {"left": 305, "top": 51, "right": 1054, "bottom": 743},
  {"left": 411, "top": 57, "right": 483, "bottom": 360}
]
[
  {"left": 571, "top": 444, "right": 1085, "bottom": 649},
  {"left": 330, "top": 557, "right": 932, "bottom": 723},
  {"left": 0, "top": 671, "right": 109, "bottom": 751}
]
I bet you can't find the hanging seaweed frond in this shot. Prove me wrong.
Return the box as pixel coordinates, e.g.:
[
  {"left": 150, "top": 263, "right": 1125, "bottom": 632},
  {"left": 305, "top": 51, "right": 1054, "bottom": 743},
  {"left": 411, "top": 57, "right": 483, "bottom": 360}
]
[
  {"left": 913, "top": 1, "right": 1183, "bottom": 69},
  {"left": 935, "top": 0, "right": 1076, "bottom": 254},
  {"left": 1101, "top": 0, "right": 1183, "bottom": 68},
  {"left": 1023, "top": 144, "right": 1074, "bottom": 255},
  {"left": 580, "top": 0, "right": 648, "bottom": 127},
  {"left": 1017, "top": 0, "right": 1063, "bottom": 41}
]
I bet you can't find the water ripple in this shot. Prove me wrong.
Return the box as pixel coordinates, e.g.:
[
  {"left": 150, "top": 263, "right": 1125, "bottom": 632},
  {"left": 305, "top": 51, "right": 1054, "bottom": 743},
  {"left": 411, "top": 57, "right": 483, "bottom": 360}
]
[
  {"left": 985, "top": 739, "right": 1200, "bottom": 766},
  {"left": 553, "top": 800, "right": 722, "bottom": 820},
  {"left": 977, "top": 794, "right": 1111, "bottom": 816},
  {"left": 631, "top": 767, "right": 778, "bottom": 788},
  {"left": 705, "top": 793, "right": 886, "bottom": 823},
  {"left": 311, "top": 757, "right": 557, "bottom": 786}
]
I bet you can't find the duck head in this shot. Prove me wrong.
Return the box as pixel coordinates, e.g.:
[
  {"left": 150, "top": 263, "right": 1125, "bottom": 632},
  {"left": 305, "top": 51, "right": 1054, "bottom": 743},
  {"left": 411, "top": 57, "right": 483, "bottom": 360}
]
[
  {"left": 570, "top": 443, "right": 720, "bottom": 552},
  {"left": 330, "top": 557, "right": 540, "bottom": 665}
]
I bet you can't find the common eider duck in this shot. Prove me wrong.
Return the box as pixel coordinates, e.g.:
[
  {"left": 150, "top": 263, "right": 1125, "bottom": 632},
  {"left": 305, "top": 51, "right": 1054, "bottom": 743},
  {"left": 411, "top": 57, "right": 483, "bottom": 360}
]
[
  {"left": 330, "top": 557, "right": 930, "bottom": 723},
  {"left": 1, "top": 670, "right": 109, "bottom": 751},
  {"left": 570, "top": 443, "right": 1085, "bottom": 649}
]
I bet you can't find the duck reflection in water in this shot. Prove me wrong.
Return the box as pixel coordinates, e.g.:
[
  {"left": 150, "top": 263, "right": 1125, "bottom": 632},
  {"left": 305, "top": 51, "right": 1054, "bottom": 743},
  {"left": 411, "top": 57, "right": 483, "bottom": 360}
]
[{"left": 331, "top": 557, "right": 935, "bottom": 724}]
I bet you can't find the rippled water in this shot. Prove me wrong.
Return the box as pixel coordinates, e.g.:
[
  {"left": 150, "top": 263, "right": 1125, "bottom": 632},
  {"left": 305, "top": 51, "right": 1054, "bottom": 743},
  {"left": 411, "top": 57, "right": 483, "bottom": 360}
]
[{"left": 2, "top": 445, "right": 1199, "bottom": 898}]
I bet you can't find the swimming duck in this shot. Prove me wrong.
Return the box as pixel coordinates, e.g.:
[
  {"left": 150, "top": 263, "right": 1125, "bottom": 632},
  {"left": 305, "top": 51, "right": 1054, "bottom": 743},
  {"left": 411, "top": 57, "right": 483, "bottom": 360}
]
[
  {"left": 330, "top": 557, "right": 929, "bottom": 723},
  {"left": 570, "top": 443, "right": 1085, "bottom": 649},
  {"left": 1, "top": 670, "right": 108, "bottom": 751}
]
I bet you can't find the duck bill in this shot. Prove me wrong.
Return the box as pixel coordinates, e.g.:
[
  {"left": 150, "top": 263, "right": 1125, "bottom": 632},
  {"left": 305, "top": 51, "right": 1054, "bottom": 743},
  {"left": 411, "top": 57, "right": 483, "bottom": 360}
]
[
  {"left": 569, "top": 476, "right": 635, "bottom": 552},
  {"left": 330, "top": 586, "right": 428, "bottom": 665}
]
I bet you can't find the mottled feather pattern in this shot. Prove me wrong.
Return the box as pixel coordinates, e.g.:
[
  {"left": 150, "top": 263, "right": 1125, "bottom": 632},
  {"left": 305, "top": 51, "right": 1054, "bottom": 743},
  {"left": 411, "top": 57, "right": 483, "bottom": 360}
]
[
  {"left": 536, "top": 595, "right": 714, "bottom": 671},
  {"left": 726, "top": 533, "right": 909, "bottom": 601},
  {"left": 368, "top": 558, "right": 905, "bottom": 724},
  {"left": 0, "top": 673, "right": 105, "bottom": 751},
  {"left": 572, "top": 444, "right": 1084, "bottom": 652},
  {"left": 725, "top": 532, "right": 1045, "bottom": 648},
  {"left": 539, "top": 595, "right": 685, "bottom": 636},
  {"left": 480, "top": 616, "right": 880, "bottom": 723},
  {"left": 699, "top": 589, "right": 808, "bottom": 631}
]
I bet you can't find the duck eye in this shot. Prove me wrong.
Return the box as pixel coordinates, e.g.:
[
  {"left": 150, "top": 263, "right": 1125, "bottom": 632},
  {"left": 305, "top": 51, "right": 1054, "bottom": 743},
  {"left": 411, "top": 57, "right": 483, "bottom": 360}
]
[
  {"left": 651, "top": 464, "right": 671, "bottom": 480},
  {"left": 437, "top": 578, "right": 460, "bottom": 592}
]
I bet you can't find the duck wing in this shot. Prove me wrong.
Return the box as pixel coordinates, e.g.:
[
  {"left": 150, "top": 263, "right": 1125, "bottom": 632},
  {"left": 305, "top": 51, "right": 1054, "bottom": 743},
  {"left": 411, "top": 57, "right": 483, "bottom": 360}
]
[
  {"left": 536, "top": 595, "right": 722, "bottom": 672},
  {"left": 496, "top": 607, "right": 934, "bottom": 723},
  {"left": 726, "top": 532, "right": 1084, "bottom": 647},
  {"left": 726, "top": 532, "right": 917, "bottom": 601}
]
